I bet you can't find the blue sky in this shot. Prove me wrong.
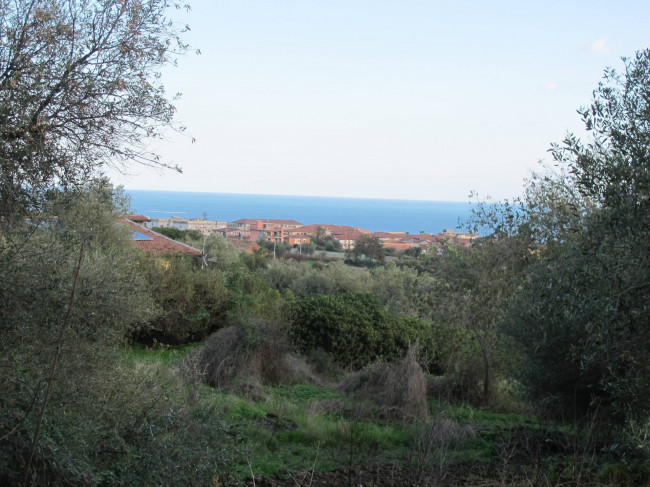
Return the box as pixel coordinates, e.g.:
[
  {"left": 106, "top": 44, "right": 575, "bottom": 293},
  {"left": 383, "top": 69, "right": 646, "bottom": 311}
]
[{"left": 108, "top": 0, "right": 650, "bottom": 201}]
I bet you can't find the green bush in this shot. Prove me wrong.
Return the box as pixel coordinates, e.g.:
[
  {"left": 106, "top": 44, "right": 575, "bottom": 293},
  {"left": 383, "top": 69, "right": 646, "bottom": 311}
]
[
  {"left": 290, "top": 292, "right": 452, "bottom": 371},
  {"left": 151, "top": 226, "right": 202, "bottom": 241},
  {"left": 0, "top": 182, "right": 237, "bottom": 485},
  {"left": 137, "top": 256, "right": 230, "bottom": 344},
  {"left": 266, "top": 260, "right": 370, "bottom": 297},
  {"left": 225, "top": 265, "right": 286, "bottom": 326}
]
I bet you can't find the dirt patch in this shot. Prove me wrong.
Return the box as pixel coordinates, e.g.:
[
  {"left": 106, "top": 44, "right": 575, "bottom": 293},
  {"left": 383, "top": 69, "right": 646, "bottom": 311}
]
[{"left": 245, "top": 462, "right": 494, "bottom": 487}]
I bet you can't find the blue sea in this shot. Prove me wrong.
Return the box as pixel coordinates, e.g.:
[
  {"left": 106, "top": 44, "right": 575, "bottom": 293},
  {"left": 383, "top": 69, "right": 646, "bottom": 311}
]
[{"left": 126, "top": 190, "right": 475, "bottom": 234}]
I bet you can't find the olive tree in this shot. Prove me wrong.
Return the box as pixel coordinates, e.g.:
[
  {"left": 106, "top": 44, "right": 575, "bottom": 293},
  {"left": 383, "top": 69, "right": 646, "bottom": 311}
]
[
  {"left": 503, "top": 50, "right": 650, "bottom": 423},
  {"left": 0, "top": 2, "right": 194, "bottom": 483},
  {"left": 349, "top": 234, "right": 385, "bottom": 262},
  {"left": 0, "top": 0, "right": 190, "bottom": 222}
]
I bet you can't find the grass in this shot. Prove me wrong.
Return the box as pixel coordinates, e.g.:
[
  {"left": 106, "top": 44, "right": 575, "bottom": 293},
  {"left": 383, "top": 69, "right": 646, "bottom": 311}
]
[
  {"left": 121, "top": 343, "right": 523, "bottom": 479},
  {"left": 123, "top": 341, "right": 200, "bottom": 365},
  {"left": 123, "top": 343, "right": 633, "bottom": 485}
]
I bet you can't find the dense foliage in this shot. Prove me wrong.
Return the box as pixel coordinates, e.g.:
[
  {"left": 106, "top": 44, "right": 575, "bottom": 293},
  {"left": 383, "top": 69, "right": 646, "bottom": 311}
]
[
  {"left": 152, "top": 226, "right": 202, "bottom": 241},
  {"left": 498, "top": 51, "right": 650, "bottom": 424},
  {"left": 135, "top": 256, "right": 230, "bottom": 344},
  {"left": 290, "top": 292, "right": 454, "bottom": 371},
  {"left": 0, "top": 181, "right": 237, "bottom": 485}
]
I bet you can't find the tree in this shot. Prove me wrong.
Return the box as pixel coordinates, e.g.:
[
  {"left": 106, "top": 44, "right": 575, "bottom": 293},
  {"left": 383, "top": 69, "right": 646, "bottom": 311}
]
[
  {"left": 0, "top": 0, "right": 189, "bottom": 222},
  {"left": 313, "top": 225, "right": 327, "bottom": 246},
  {"left": 350, "top": 234, "right": 385, "bottom": 262},
  {"left": 503, "top": 50, "right": 650, "bottom": 422},
  {"left": 0, "top": 2, "right": 192, "bottom": 482},
  {"left": 424, "top": 237, "right": 528, "bottom": 405}
]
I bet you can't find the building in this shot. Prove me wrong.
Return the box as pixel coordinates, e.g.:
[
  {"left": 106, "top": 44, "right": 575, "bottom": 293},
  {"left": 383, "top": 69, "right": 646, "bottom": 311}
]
[
  {"left": 289, "top": 224, "right": 370, "bottom": 249},
  {"left": 124, "top": 218, "right": 202, "bottom": 257},
  {"left": 145, "top": 216, "right": 227, "bottom": 235},
  {"left": 231, "top": 219, "right": 303, "bottom": 244}
]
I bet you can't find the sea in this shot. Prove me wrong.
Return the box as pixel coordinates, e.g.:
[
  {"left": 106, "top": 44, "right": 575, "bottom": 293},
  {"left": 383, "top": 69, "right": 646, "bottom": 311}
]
[{"left": 126, "top": 190, "right": 475, "bottom": 235}]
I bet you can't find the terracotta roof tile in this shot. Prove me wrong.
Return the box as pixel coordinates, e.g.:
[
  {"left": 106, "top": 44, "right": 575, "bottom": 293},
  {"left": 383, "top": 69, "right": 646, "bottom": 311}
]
[
  {"left": 123, "top": 219, "right": 202, "bottom": 256},
  {"left": 124, "top": 214, "right": 150, "bottom": 223}
]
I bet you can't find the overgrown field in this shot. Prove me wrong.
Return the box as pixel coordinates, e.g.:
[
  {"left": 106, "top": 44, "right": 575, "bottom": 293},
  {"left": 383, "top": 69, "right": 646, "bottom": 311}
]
[{"left": 123, "top": 344, "right": 647, "bottom": 486}]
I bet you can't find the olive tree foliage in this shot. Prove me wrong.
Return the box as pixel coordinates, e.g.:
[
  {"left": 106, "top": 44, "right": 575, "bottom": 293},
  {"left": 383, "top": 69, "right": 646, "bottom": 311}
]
[
  {"left": 182, "top": 232, "right": 241, "bottom": 270},
  {"left": 349, "top": 234, "right": 385, "bottom": 262},
  {"left": 499, "top": 50, "right": 650, "bottom": 422},
  {"left": 0, "top": 0, "right": 190, "bottom": 223},
  {"left": 0, "top": 180, "right": 160, "bottom": 483},
  {"left": 422, "top": 238, "right": 528, "bottom": 406},
  {"left": 1, "top": 180, "right": 240, "bottom": 485}
]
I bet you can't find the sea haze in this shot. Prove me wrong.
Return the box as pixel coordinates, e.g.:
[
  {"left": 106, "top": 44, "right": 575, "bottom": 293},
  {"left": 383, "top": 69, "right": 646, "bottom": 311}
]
[{"left": 126, "top": 190, "right": 474, "bottom": 234}]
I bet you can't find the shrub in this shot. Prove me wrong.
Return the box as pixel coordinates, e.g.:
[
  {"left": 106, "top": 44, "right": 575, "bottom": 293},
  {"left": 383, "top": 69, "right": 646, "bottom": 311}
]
[
  {"left": 151, "top": 226, "right": 201, "bottom": 241},
  {"left": 338, "top": 346, "right": 429, "bottom": 421},
  {"left": 136, "top": 255, "right": 229, "bottom": 344},
  {"left": 290, "top": 292, "right": 448, "bottom": 371},
  {"left": 265, "top": 260, "right": 370, "bottom": 298},
  {"left": 197, "top": 320, "right": 316, "bottom": 392},
  {"left": 0, "top": 183, "right": 236, "bottom": 484},
  {"left": 225, "top": 265, "right": 286, "bottom": 326}
]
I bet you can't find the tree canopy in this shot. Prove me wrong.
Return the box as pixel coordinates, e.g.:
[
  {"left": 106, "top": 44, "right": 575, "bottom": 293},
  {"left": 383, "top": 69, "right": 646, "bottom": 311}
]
[
  {"left": 350, "top": 234, "right": 385, "bottom": 262},
  {"left": 0, "top": 0, "right": 189, "bottom": 221},
  {"left": 499, "top": 50, "right": 650, "bottom": 422}
]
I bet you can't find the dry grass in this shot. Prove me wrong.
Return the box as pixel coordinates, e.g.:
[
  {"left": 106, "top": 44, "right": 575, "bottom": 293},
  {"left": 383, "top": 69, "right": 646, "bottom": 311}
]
[
  {"left": 194, "top": 321, "right": 318, "bottom": 393},
  {"left": 338, "top": 346, "right": 428, "bottom": 421}
]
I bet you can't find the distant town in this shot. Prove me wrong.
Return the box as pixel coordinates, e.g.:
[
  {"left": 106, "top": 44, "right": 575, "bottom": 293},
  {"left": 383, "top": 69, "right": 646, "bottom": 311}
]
[{"left": 124, "top": 214, "right": 477, "bottom": 255}]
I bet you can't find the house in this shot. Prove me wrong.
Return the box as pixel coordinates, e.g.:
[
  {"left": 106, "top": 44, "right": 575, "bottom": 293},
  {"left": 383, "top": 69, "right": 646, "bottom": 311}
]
[
  {"left": 124, "top": 218, "right": 202, "bottom": 257},
  {"left": 124, "top": 214, "right": 150, "bottom": 224},
  {"left": 440, "top": 229, "right": 477, "bottom": 247},
  {"left": 231, "top": 218, "right": 303, "bottom": 244},
  {"left": 231, "top": 218, "right": 302, "bottom": 230},
  {"left": 145, "top": 216, "right": 227, "bottom": 235},
  {"left": 289, "top": 224, "right": 370, "bottom": 249}
]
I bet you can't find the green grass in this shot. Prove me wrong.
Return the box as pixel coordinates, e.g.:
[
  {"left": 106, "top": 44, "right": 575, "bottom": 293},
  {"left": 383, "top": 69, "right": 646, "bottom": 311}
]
[
  {"left": 122, "top": 343, "right": 625, "bottom": 484},
  {"left": 267, "top": 383, "right": 343, "bottom": 404},
  {"left": 123, "top": 341, "right": 200, "bottom": 365}
]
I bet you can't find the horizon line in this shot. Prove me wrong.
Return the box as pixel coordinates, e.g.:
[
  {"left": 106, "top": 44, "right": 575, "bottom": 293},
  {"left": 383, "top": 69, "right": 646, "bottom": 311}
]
[{"left": 123, "top": 188, "right": 476, "bottom": 205}]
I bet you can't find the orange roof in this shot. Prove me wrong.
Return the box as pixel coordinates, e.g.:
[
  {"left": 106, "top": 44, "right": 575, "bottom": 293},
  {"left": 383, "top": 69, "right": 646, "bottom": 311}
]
[
  {"left": 124, "top": 214, "right": 150, "bottom": 223},
  {"left": 292, "top": 224, "right": 369, "bottom": 235},
  {"left": 372, "top": 231, "right": 409, "bottom": 239},
  {"left": 123, "top": 219, "right": 202, "bottom": 256},
  {"left": 332, "top": 229, "right": 366, "bottom": 240}
]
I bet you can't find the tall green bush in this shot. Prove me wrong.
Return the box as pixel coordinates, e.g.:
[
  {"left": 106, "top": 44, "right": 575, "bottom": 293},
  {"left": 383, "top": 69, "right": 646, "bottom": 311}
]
[{"left": 290, "top": 292, "right": 454, "bottom": 371}]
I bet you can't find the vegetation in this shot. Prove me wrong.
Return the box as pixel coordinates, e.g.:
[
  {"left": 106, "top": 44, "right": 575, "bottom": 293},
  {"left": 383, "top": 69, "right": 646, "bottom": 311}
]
[
  {"left": 152, "top": 226, "right": 203, "bottom": 241},
  {"left": 0, "top": 0, "right": 189, "bottom": 225},
  {"left": 289, "top": 292, "right": 449, "bottom": 370},
  {"left": 492, "top": 51, "right": 650, "bottom": 428},
  {"left": 1, "top": 0, "right": 649, "bottom": 481},
  {"left": 348, "top": 234, "right": 385, "bottom": 262},
  {"left": 312, "top": 227, "right": 343, "bottom": 252}
]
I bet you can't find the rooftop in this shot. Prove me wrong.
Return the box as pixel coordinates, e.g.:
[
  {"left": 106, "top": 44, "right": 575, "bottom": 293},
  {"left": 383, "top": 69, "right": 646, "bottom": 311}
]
[{"left": 123, "top": 219, "right": 202, "bottom": 256}]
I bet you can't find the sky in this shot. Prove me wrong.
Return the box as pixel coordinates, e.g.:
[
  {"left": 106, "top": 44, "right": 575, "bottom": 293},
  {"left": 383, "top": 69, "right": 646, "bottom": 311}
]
[{"left": 107, "top": 0, "right": 650, "bottom": 202}]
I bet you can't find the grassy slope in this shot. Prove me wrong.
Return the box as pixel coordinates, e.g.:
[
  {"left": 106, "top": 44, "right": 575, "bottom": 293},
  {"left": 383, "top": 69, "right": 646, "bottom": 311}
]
[
  {"left": 123, "top": 345, "right": 524, "bottom": 479},
  {"left": 123, "top": 344, "right": 644, "bottom": 486}
]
